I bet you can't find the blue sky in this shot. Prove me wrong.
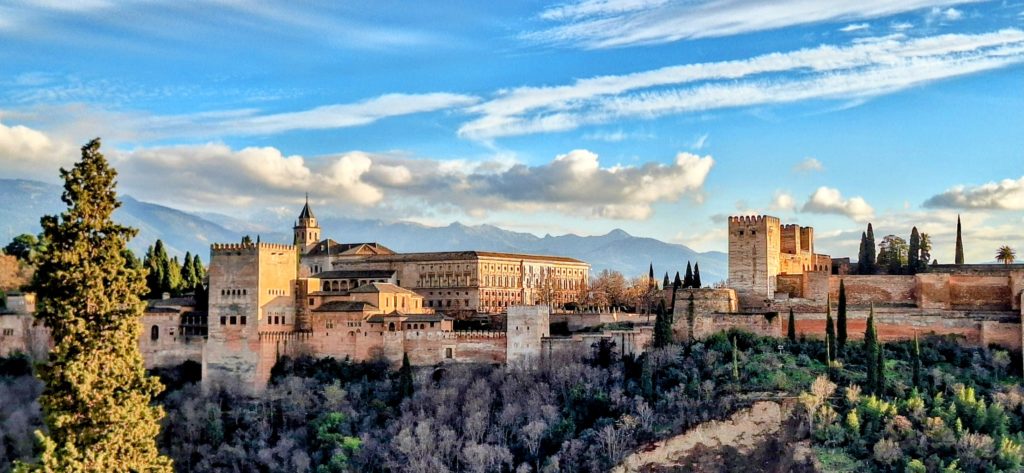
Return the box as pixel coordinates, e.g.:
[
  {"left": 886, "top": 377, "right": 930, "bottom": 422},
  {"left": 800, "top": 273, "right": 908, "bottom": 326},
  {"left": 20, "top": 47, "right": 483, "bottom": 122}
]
[{"left": 1, "top": 0, "right": 1022, "bottom": 265}]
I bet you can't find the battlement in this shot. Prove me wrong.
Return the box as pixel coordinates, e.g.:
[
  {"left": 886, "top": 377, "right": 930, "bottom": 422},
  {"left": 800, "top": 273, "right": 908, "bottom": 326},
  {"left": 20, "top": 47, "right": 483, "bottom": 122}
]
[
  {"left": 728, "top": 215, "right": 778, "bottom": 225},
  {"left": 211, "top": 242, "right": 297, "bottom": 252}
]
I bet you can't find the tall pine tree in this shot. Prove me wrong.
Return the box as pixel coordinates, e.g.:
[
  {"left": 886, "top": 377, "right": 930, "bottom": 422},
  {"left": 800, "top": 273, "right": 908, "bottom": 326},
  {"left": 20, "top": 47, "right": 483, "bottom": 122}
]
[
  {"left": 837, "top": 279, "right": 848, "bottom": 353},
  {"left": 909, "top": 227, "right": 921, "bottom": 274},
  {"left": 21, "top": 139, "right": 172, "bottom": 472},
  {"left": 398, "top": 352, "right": 414, "bottom": 401},
  {"left": 864, "top": 304, "right": 879, "bottom": 395},
  {"left": 955, "top": 215, "right": 965, "bottom": 265},
  {"left": 825, "top": 295, "right": 836, "bottom": 362},
  {"left": 663, "top": 272, "right": 670, "bottom": 290},
  {"left": 693, "top": 262, "right": 702, "bottom": 288},
  {"left": 653, "top": 299, "right": 672, "bottom": 348},
  {"left": 683, "top": 262, "right": 693, "bottom": 288},
  {"left": 857, "top": 232, "right": 868, "bottom": 274},
  {"left": 787, "top": 308, "right": 796, "bottom": 343},
  {"left": 180, "top": 252, "right": 198, "bottom": 290},
  {"left": 866, "top": 223, "right": 876, "bottom": 272}
]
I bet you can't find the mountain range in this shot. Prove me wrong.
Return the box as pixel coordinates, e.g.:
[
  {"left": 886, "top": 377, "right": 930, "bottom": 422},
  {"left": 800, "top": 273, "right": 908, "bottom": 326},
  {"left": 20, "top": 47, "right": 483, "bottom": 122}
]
[{"left": 0, "top": 178, "right": 726, "bottom": 282}]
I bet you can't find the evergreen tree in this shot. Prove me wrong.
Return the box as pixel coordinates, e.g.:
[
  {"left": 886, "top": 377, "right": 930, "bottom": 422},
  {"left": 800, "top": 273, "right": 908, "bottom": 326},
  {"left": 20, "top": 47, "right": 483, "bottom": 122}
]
[
  {"left": 242, "top": 235, "right": 253, "bottom": 245},
  {"left": 683, "top": 262, "right": 693, "bottom": 288},
  {"left": 162, "top": 254, "right": 181, "bottom": 297},
  {"left": 192, "top": 254, "right": 206, "bottom": 283},
  {"left": 653, "top": 299, "right": 672, "bottom": 348},
  {"left": 693, "top": 262, "right": 702, "bottom": 288},
  {"left": 955, "top": 215, "right": 965, "bottom": 265},
  {"left": 648, "top": 262, "right": 654, "bottom": 282},
  {"left": 837, "top": 280, "right": 848, "bottom": 353},
  {"left": 398, "top": 352, "right": 414, "bottom": 401},
  {"left": 866, "top": 223, "right": 877, "bottom": 272},
  {"left": 143, "top": 244, "right": 163, "bottom": 298},
  {"left": 787, "top": 308, "right": 797, "bottom": 343},
  {"left": 673, "top": 272, "right": 682, "bottom": 290},
  {"left": 640, "top": 355, "right": 654, "bottom": 399},
  {"left": 857, "top": 232, "right": 868, "bottom": 274},
  {"left": 876, "top": 343, "right": 886, "bottom": 396},
  {"left": 865, "top": 304, "right": 878, "bottom": 395},
  {"left": 825, "top": 295, "right": 836, "bottom": 362},
  {"left": 180, "top": 252, "right": 198, "bottom": 290},
  {"left": 909, "top": 227, "right": 921, "bottom": 274},
  {"left": 912, "top": 332, "right": 922, "bottom": 391},
  {"left": 662, "top": 272, "right": 670, "bottom": 290},
  {"left": 731, "top": 336, "right": 739, "bottom": 381},
  {"left": 20, "top": 139, "right": 172, "bottom": 472}
]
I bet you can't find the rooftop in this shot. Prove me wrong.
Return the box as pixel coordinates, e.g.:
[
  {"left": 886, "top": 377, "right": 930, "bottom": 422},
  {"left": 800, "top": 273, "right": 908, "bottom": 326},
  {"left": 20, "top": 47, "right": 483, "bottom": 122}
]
[
  {"left": 338, "top": 250, "right": 588, "bottom": 265},
  {"left": 313, "top": 300, "right": 378, "bottom": 312}
]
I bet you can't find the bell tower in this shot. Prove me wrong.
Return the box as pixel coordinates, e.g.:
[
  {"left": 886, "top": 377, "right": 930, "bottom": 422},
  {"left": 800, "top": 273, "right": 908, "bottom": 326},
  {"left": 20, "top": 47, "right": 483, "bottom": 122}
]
[{"left": 293, "top": 194, "right": 321, "bottom": 253}]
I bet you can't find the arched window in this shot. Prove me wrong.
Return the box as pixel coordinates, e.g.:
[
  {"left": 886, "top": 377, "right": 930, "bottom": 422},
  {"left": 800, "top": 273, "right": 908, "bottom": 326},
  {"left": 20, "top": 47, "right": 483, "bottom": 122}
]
[
  {"left": 150, "top": 325, "right": 159, "bottom": 341},
  {"left": 388, "top": 322, "right": 396, "bottom": 332}
]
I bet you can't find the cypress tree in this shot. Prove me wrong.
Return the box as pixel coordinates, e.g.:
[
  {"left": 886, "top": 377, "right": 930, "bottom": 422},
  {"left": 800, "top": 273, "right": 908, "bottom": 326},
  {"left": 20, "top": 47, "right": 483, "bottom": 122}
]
[
  {"left": 866, "top": 223, "right": 876, "bottom": 272},
  {"left": 143, "top": 244, "right": 163, "bottom": 298},
  {"left": 648, "top": 262, "right": 654, "bottom": 281},
  {"left": 192, "top": 254, "right": 206, "bottom": 283},
  {"left": 673, "top": 271, "right": 682, "bottom": 290},
  {"left": 825, "top": 295, "right": 836, "bottom": 362},
  {"left": 21, "top": 139, "right": 172, "bottom": 472},
  {"left": 877, "top": 343, "right": 886, "bottom": 396},
  {"left": 731, "top": 336, "right": 739, "bottom": 381},
  {"left": 864, "top": 304, "right": 878, "bottom": 395},
  {"left": 180, "top": 252, "right": 197, "bottom": 290},
  {"left": 653, "top": 299, "right": 672, "bottom": 348},
  {"left": 857, "top": 232, "right": 867, "bottom": 274},
  {"left": 955, "top": 215, "right": 965, "bottom": 265},
  {"left": 787, "top": 308, "right": 796, "bottom": 343},
  {"left": 693, "top": 262, "right": 702, "bottom": 288},
  {"left": 683, "top": 262, "right": 693, "bottom": 288},
  {"left": 837, "top": 280, "right": 847, "bottom": 353},
  {"left": 909, "top": 227, "right": 921, "bottom": 274},
  {"left": 398, "top": 352, "right": 414, "bottom": 400},
  {"left": 640, "top": 355, "right": 654, "bottom": 399},
  {"left": 912, "top": 332, "right": 922, "bottom": 391},
  {"left": 663, "top": 272, "right": 670, "bottom": 290}
]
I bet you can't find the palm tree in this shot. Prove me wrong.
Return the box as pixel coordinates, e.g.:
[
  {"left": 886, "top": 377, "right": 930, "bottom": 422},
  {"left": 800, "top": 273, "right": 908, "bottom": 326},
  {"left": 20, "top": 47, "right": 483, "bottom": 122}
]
[{"left": 996, "top": 246, "right": 1016, "bottom": 265}]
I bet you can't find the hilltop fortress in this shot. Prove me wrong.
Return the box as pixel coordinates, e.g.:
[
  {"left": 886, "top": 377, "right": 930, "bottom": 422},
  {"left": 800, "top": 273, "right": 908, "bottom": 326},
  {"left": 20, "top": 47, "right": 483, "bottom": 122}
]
[
  {"left": 2, "top": 207, "right": 1022, "bottom": 392},
  {"left": 672, "top": 215, "right": 1023, "bottom": 355}
]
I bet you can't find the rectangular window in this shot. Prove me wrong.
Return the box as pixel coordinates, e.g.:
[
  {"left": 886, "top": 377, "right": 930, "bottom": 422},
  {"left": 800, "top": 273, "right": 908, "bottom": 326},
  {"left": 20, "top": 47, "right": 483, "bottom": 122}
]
[
  {"left": 445, "top": 347, "right": 453, "bottom": 359},
  {"left": 220, "top": 316, "right": 226, "bottom": 325},
  {"left": 229, "top": 316, "right": 237, "bottom": 325},
  {"left": 240, "top": 316, "right": 247, "bottom": 325}
]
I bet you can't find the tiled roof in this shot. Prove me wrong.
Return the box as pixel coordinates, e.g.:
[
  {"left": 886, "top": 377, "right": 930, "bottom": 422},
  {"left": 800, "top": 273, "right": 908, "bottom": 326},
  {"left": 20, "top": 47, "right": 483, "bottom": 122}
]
[
  {"left": 334, "top": 250, "right": 587, "bottom": 265},
  {"left": 348, "top": 282, "right": 419, "bottom": 295},
  {"left": 312, "top": 301, "right": 377, "bottom": 312},
  {"left": 312, "top": 269, "right": 396, "bottom": 279}
]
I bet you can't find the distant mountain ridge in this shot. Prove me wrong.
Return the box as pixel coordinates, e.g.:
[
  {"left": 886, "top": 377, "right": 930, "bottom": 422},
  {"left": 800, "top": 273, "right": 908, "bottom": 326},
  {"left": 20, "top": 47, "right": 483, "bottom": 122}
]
[{"left": 0, "top": 178, "right": 726, "bottom": 282}]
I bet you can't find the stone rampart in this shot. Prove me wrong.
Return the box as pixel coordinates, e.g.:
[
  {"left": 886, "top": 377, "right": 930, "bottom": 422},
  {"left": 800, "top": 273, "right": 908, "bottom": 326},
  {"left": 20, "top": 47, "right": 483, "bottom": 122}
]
[
  {"left": 828, "top": 275, "right": 915, "bottom": 305},
  {"left": 786, "top": 309, "right": 1021, "bottom": 350}
]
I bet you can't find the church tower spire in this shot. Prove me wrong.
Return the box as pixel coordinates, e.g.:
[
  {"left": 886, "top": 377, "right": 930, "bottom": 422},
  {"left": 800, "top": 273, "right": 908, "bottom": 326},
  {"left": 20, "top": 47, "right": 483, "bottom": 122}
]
[{"left": 293, "top": 194, "right": 321, "bottom": 253}]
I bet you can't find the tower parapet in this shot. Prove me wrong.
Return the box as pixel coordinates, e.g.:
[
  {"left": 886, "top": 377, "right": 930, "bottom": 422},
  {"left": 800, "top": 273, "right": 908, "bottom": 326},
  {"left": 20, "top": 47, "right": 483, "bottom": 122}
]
[{"left": 728, "top": 215, "right": 781, "bottom": 299}]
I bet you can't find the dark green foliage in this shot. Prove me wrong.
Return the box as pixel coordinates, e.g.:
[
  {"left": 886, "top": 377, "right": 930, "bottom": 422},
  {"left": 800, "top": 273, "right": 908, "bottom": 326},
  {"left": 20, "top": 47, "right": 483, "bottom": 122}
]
[
  {"left": 653, "top": 299, "right": 673, "bottom": 348},
  {"left": 955, "top": 215, "right": 965, "bottom": 265},
  {"left": 912, "top": 333, "right": 922, "bottom": 390},
  {"left": 591, "top": 338, "right": 618, "bottom": 369},
  {"left": 788, "top": 308, "right": 797, "bottom": 343},
  {"left": 825, "top": 298, "right": 836, "bottom": 363},
  {"left": 909, "top": 227, "right": 921, "bottom": 274},
  {"left": 693, "top": 262, "right": 702, "bottom": 288},
  {"left": 683, "top": 262, "right": 693, "bottom": 288},
  {"left": 3, "top": 234, "right": 45, "bottom": 262},
  {"left": 0, "top": 352, "right": 33, "bottom": 377},
  {"left": 673, "top": 271, "right": 682, "bottom": 290},
  {"left": 876, "top": 344, "right": 886, "bottom": 396},
  {"left": 397, "top": 352, "right": 414, "bottom": 400},
  {"left": 866, "top": 223, "right": 876, "bottom": 270},
  {"left": 663, "top": 272, "right": 670, "bottom": 290},
  {"left": 241, "top": 235, "right": 253, "bottom": 245},
  {"left": 864, "top": 306, "right": 878, "bottom": 394},
  {"left": 22, "top": 138, "right": 171, "bottom": 471},
  {"left": 837, "top": 280, "right": 847, "bottom": 352}
]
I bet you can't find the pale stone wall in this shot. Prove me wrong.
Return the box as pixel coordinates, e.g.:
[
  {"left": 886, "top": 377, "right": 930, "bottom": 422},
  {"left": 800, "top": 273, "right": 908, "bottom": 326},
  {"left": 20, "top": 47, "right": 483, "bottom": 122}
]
[
  {"left": 787, "top": 309, "right": 1021, "bottom": 350},
  {"left": 691, "top": 313, "right": 782, "bottom": 340},
  {"left": 139, "top": 313, "right": 203, "bottom": 369},
  {"left": 0, "top": 314, "right": 49, "bottom": 359},
  {"left": 828, "top": 275, "right": 916, "bottom": 306},
  {"left": 728, "top": 216, "right": 779, "bottom": 298},
  {"left": 541, "top": 326, "right": 653, "bottom": 359},
  {"left": 506, "top": 305, "right": 549, "bottom": 367}
]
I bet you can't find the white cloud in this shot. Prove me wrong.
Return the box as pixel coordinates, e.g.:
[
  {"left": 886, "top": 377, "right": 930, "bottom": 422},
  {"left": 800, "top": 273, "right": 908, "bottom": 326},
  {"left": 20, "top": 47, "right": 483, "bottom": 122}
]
[
  {"left": 840, "top": 23, "right": 871, "bottom": 32},
  {"left": 801, "top": 186, "right": 875, "bottom": 221},
  {"left": 460, "top": 29, "right": 1024, "bottom": 139},
  {"left": 891, "top": 21, "right": 915, "bottom": 30},
  {"left": 923, "top": 176, "right": 1024, "bottom": 210},
  {"left": 793, "top": 157, "right": 824, "bottom": 173},
  {"left": 0, "top": 121, "right": 74, "bottom": 180},
  {"left": 692, "top": 133, "right": 709, "bottom": 149},
  {"left": 771, "top": 191, "right": 797, "bottom": 211},
  {"left": 528, "top": 0, "right": 983, "bottom": 49}
]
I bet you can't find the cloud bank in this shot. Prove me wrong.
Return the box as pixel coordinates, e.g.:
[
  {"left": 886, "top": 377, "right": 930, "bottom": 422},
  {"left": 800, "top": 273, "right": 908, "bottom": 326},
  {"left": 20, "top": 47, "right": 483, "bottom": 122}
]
[{"left": 924, "top": 176, "right": 1024, "bottom": 210}]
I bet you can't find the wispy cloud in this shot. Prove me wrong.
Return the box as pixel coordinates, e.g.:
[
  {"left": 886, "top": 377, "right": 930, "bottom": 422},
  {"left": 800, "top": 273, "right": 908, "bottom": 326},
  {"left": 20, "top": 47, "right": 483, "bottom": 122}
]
[
  {"left": 461, "top": 29, "right": 1024, "bottom": 139},
  {"left": 528, "top": 0, "right": 983, "bottom": 49},
  {"left": 840, "top": 23, "right": 871, "bottom": 32},
  {"left": 793, "top": 157, "right": 824, "bottom": 173}
]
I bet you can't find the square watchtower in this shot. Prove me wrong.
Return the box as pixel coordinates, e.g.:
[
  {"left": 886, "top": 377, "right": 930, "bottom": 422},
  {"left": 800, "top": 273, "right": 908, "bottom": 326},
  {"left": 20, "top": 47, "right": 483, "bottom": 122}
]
[{"left": 727, "top": 215, "right": 781, "bottom": 299}]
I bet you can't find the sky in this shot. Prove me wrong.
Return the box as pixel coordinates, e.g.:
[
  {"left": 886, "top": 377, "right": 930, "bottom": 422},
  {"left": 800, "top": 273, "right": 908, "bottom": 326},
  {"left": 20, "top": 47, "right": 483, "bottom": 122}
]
[{"left": 0, "top": 0, "right": 1022, "bottom": 264}]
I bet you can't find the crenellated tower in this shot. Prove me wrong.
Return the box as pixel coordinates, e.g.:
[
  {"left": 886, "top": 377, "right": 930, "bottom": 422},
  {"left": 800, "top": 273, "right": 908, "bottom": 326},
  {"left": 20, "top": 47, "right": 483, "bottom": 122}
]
[
  {"left": 293, "top": 194, "right": 321, "bottom": 254},
  {"left": 728, "top": 215, "right": 781, "bottom": 299}
]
